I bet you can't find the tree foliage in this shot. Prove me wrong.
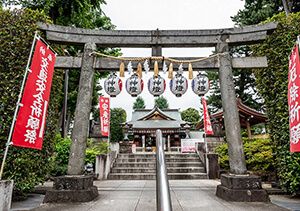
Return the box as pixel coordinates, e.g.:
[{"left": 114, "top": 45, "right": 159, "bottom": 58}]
[
  {"left": 110, "top": 108, "right": 126, "bottom": 142},
  {"left": 0, "top": 9, "right": 64, "bottom": 196},
  {"left": 181, "top": 108, "right": 200, "bottom": 128},
  {"left": 154, "top": 96, "right": 169, "bottom": 109},
  {"left": 6, "top": 0, "right": 118, "bottom": 132},
  {"left": 3, "top": 0, "right": 113, "bottom": 29},
  {"left": 252, "top": 12, "right": 300, "bottom": 194},
  {"left": 232, "top": 0, "right": 283, "bottom": 26},
  {"left": 133, "top": 96, "right": 146, "bottom": 110},
  {"left": 207, "top": 0, "right": 286, "bottom": 113}
]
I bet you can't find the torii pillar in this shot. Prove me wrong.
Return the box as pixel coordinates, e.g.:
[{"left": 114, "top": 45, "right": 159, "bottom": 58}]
[
  {"left": 44, "top": 43, "right": 99, "bottom": 203},
  {"left": 216, "top": 42, "right": 269, "bottom": 202}
]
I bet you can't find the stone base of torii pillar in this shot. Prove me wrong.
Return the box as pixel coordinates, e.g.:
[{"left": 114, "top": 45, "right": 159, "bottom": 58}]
[
  {"left": 43, "top": 175, "right": 98, "bottom": 203},
  {"left": 216, "top": 174, "right": 269, "bottom": 202}
]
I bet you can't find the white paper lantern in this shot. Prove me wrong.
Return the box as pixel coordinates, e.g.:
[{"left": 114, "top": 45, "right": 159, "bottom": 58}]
[
  {"left": 191, "top": 71, "right": 210, "bottom": 96},
  {"left": 104, "top": 73, "right": 122, "bottom": 97},
  {"left": 148, "top": 75, "right": 166, "bottom": 97},
  {"left": 170, "top": 72, "right": 188, "bottom": 97},
  {"left": 125, "top": 73, "right": 144, "bottom": 97}
]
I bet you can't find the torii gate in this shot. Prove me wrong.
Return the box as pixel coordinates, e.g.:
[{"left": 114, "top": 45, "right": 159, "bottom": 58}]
[{"left": 38, "top": 22, "right": 277, "bottom": 202}]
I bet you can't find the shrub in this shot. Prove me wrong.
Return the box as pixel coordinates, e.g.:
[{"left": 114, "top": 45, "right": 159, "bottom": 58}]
[
  {"left": 85, "top": 140, "right": 109, "bottom": 165},
  {"left": 51, "top": 135, "right": 109, "bottom": 176},
  {"left": 50, "top": 134, "right": 71, "bottom": 176},
  {"left": 215, "top": 138, "right": 275, "bottom": 180}
]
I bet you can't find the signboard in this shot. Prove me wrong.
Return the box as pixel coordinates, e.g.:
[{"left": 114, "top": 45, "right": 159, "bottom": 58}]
[
  {"left": 132, "top": 144, "right": 136, "bottom": 153},
  {"left": 288, "top": 44, "right": 300, "bottom": 152},
  {"left": 202, "top": 97, "right": 214, "bottom": 135},
  {"left": 12, "top": 39, "right": 56, "bottom": 150},
  {"left": 181, "top": 139, "right": 203, "bottom": 153},
  {"left": 99, "top": 96, "right": 110, "bottom": 137}
]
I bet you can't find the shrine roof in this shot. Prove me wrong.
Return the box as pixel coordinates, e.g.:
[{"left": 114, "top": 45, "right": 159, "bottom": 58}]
[
  {"left": 131, "top": 106, "right": 183, "bottom": 122},
  {"left": 196, "top": 99, "right": 267, "bottom": 129},
  {"left": 127, "top": 106, "right": 186, "bottom": 129},
  {"left": 130, "top": 120, "right": 181, "bottom": 129}
]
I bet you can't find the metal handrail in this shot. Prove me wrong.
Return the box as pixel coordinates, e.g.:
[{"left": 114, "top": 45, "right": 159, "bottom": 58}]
[{"left": 156, "top": 129, "right": 172, "bottom": 211}]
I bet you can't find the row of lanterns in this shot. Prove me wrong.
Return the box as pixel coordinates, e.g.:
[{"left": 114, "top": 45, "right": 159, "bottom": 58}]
[{"left": 104, "top": 71, "right": 210, "bottom": 97}]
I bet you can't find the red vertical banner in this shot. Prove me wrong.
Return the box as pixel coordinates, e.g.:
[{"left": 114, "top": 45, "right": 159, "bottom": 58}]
[
  {"left": 288, "top": 44, "right": 300, "bottom": 152},
  {"left": 99, "top": 96, "right": 110, "bottom": 137},
  {"left": 202, "top": 97, "right": 214, "bottom": 135},
  {"left": 12, "top": 39, "right": 56, "bottom": 150}
]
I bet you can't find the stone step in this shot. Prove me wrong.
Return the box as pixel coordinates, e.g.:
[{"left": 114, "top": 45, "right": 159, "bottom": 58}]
[
  {"left": 118, "top": 153, "right": 199, "bottom": 159},
  {"left": 116, "top": 158, "right": 201, "bottom": 163},
  {"left": 108, "top": 173, "right": 207, "bottom": 180},
  {"left": 113, "top": 162, "right": 204, "bottom": 168},
  {"left": 111, "top": 167, "right": 205, "bottom": 174}
]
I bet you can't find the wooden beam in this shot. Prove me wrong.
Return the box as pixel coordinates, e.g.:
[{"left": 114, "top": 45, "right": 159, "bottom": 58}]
[
  {"left": 38, "top": 22, "right": 277, "bottom": 47},
  {"left": 54, "top": 56, "right": 268, "bottom": 70}
]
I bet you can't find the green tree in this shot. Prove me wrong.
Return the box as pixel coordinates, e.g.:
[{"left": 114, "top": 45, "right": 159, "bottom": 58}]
[
  {"left": 181, "top": 108, "right": 200, "bottom": 128},
  {"left": 6, "top": 0, "right": 119, "bottom": 132},
  {"left": 133, "top": 96, "right": 146, "bottom": 110},
  {"left": 3, "top": 0, "right": 113, "bottom": 29},
  {"left": 110, "top": 108, "right": 127, "bottom": 142},
  {"left": 232, "top": 0, "right": 283, "bottom": 26},
  {"left": 154, "top": 96, "right": 169, "bottom": 109},
  {"left": 208, "top": 0, "right": 286, "bottom": 113}
]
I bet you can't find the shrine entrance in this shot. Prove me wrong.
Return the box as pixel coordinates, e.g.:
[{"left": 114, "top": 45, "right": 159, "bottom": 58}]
[{"left": 38, "top": 22, "right": 277, "bottom": 203}]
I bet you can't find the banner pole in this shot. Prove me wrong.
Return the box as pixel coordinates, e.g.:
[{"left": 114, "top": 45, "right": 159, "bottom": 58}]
[
  {"left": 0, "top": 32, "right": 38, "bottom": 180},
  {"left": 204, "top": 132, "right": 209, "bottom": 179},
  {"left": 201, "top": 96, "right": 209, "bottom": 178}
]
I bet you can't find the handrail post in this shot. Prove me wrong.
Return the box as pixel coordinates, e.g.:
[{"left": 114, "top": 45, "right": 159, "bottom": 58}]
[{"left": 156, "top": 129, "right": 172, "bottom": 211}]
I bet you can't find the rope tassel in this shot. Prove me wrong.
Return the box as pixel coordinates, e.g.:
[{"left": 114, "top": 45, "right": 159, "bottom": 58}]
[
  {"left": 168, "top": 63, "right": 173, "bottom": 79},
  {"left": 154, "top": 61, "right": 159, "bottom": 77},
  {"left": 188, "top": 63, "right": 193, "bottom": 79},
  {"left": 137, "top": 63, "right": 143, "bottom": 78},
  {"left": 119, "top": 62, "right": 125, "bottom": 77}
]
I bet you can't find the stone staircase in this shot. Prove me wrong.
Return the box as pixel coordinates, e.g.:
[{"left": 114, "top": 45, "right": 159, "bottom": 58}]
[{"left": 108, "top": 153, "right": 207, "bottom": 180}]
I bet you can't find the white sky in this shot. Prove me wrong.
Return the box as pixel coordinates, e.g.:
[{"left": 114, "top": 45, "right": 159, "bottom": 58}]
[{"left": 102, "top": 0, "right": 245, "bottom": 120}]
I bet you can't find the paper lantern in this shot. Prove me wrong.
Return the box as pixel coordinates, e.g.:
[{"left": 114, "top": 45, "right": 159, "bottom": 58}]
[
  {"left": 191, "top": 71, "right": 210, "bottom": 96},
  {"left": 125, "top": 73, "right": 144, "bottom": 97},
  {"left": 148, "top": 75, "right": 166, "bottom": 97},
  {"left": 104, "top": 73, "right": 122, "bottom": 97},
  {"left": 170, "top": 72, "right": 188, "bottom": 97}
]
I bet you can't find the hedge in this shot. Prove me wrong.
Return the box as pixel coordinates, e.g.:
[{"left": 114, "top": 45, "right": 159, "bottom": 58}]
[
  {"left": 253, "top": 12, "right": 300, "bottom": 194},
  {"left": 0, "top": 9, "right": 63, "bottom": 197}
]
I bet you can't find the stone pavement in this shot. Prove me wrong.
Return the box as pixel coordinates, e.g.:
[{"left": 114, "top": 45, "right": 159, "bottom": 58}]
[{"left": 22, "top": 179, "right": 291, "bottom": 211}]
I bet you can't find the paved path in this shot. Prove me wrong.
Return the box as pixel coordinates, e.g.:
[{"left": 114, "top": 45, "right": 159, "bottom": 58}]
[{"left": 29, "top": 180, "right": 288, "bottom": 211}]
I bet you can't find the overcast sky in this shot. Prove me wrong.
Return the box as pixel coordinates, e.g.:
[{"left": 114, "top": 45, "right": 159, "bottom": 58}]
[{"left": 102, "top": 0, "right": 245, "bottom": 120}]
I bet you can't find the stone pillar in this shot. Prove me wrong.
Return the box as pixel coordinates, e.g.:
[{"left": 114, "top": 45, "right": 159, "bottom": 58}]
[
  {"left": 167, "top": 135, "right": 171, "bottom": 152},
  {"left": 0, "top": 180, "right": 13, "bottom": 211},
  {"left": 44, "top": 43, "right": 98, "bottom": 203},
  {"left": 68, "top": 42, "right": 97, "bottom": 175},
  {"left": 216, "top": 43, "right": 269, "bottom": 202},
  {"left": 142, "top": 135, "right": 146, "bottom": 152},
  {"left": 217, "top": 43, "right": 247, "bottom": 175}
]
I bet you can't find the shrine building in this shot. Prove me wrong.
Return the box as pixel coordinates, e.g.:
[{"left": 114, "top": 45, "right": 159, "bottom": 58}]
[
  {"left": 124, "top": 106, "right": 196, "bottom": 152},
  {"left": 196, "top": 99, "right": 267, "bottom": 139}
]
